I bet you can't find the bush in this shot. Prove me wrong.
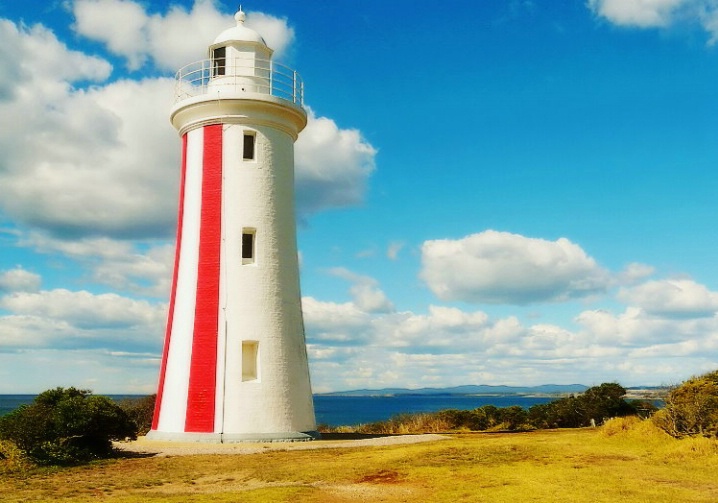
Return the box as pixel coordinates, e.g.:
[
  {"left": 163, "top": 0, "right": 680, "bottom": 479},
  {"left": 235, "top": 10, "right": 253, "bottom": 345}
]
[
  {"left": 527, "top": 383, "right": 638, "bottom": 429},
  {"left": 653, "top": 371, "right": 718, "bottom": 438},
  {"left": 118, "top": 394, "right": 156, "bottom": 436},
  {"left": 0, "top": 387, "right": 136, "bottom": 465}
]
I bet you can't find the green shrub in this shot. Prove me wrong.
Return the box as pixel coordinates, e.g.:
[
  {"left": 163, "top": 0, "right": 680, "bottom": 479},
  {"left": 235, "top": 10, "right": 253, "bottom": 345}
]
[
  {"left": 653, "top": 371, "right": 718, "bottom": 438},
  {"left": 0, "top": 387, "right": 136, "bottom": 465},
  {"left": 118, "top": 394, "right": 156, "bottom": 436},
  {"left": 527, "top": 383, "right": 638, "bottom": 429}
]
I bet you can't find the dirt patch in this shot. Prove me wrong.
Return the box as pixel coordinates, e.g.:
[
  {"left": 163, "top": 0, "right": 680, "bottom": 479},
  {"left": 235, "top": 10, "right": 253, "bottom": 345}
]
[{"left": 358, "top": 470, "right": 403, "bottom": 484}]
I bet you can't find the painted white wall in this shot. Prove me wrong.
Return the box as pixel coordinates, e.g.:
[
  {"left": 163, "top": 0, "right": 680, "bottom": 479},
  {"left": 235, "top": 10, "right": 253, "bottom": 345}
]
[
  {"left": 219, "top": 123, "right": 315, "bottom": 435},
  {"left": 157, "top": 127, "right": 204, "bottom": 433}
]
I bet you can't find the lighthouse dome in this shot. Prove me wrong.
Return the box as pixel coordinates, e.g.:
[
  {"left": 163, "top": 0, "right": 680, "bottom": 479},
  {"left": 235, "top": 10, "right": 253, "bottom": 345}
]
[{"left": 213, "top": 9, "right": 267, "bottom": 47}]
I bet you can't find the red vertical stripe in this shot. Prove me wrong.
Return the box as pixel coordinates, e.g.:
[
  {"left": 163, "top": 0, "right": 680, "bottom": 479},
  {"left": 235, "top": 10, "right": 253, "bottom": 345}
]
[
  {"left": 152, "top": 133, "right": 188, "bottom": 430},
  {"left": 185, "top": 124, "right": 223, "bottom": 432}
]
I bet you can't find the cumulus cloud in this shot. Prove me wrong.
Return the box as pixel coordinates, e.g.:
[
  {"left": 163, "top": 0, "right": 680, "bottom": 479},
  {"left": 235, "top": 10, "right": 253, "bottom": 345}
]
[
  {"left": 328, "top": 268, "right": 394, "bottom": 314},
  {"left": 0, "top": 287, "right": 166, "bottom": 361},
  {"left": 0, "top": 73, "right": 178, "bottom": 239},
  {"left": 588, "top": 0, "right": 718, "bottom": 45},
  {"left": 71, "top": 0, "right": 294, "bottom": 71},
  {"left": 1, "top": 289, "right": 165, "bottom": 331},
  {"left": 302, "top": 296, "right": 372, "bottom": 345},
  {"left": 0, "top": 21, "right": 185, "bottom": 241},
  {"left": 0, "top": 268, "right": 41, "bottom": 293},
  {"left": 0, "top": 19, "right": 111, "bottom": 92},
  {"left": 588, "top": 0, "right": 686, "bottom": 27},
  {"left": 295, "top": 109, "right": 377, "bottom": 216},
  {"left": 576, "top": 307, "right": 667, "bottom": 346},
  {"left": 0, "top": 11, "right": 375, "bottom": 240},
  {"left": 617, "top": 262, "right": 655, "bottom": 284},
  {"left": 618, "top": 278, "right": 718, "bottom": 318},
  {"left": 575, "top": 302, "right": 718, "bottom": 355},
  {"left": 420, "top": 230, "right": 611, "bottom": 305},
  {"left": 20, "top": 233, "right": 173, "bottom": 297},
  {"left": 302, "top": 282, "right": 718, "bottom": 391}
]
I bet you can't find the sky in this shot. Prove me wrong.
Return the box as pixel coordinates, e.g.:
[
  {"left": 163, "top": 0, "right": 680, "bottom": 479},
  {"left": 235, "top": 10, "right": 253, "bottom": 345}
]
[{"left": 1, "top": 0, "right": 718, "bottom": 394}]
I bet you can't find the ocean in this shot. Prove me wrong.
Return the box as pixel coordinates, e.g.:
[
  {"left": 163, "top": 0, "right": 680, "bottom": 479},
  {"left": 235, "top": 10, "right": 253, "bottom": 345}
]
[
  {"left": 0, "top": 394, "right": 555, "bottom": 427},
  {"left": 313, "top": 394, "right": 555, "bottom": 426}
]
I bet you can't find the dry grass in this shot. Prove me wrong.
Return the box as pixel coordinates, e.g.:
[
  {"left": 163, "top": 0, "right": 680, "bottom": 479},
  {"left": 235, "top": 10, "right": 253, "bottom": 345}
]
[
  {"left": 2, "top": 423, "right": 718, "bottom": 502},
  {"left": 325, "top": 412, "right": 454, "bottom": 435}
]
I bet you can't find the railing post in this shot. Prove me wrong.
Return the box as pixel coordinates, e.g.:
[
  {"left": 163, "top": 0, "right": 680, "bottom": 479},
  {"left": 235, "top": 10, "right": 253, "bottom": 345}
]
[
  {"left": 269, "top": 60, "right": 274, "bottom": 97},
  {"left": 174, "top": 59, "right": 303, "bottom": 106},
  {"left": 293, "top": 70, "right": 297, "bottom": 104}
]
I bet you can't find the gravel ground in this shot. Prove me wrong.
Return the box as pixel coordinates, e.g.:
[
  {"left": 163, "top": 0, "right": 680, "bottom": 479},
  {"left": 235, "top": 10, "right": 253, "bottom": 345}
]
[{"left": 115, "top": 434, "right": 448, "bottom": 457}]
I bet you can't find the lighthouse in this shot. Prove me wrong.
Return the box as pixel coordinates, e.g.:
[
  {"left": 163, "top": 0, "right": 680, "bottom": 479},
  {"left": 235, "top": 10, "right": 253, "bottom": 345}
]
[{"left": 148, "top": 9, "right": 317, "bottom": 442}]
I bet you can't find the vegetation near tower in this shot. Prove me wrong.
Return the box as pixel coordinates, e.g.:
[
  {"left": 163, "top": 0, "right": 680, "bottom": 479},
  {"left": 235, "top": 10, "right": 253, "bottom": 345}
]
[
  {"left": 0, "top": 387, "right": 136, "bottom": 465},
  {"left": 653, "top": 370, "right": 718, "bottom": 438}
]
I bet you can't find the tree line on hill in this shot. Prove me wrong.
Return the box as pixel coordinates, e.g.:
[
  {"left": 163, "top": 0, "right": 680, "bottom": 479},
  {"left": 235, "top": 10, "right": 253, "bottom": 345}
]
[
  {"left": 1, "top": 370, "right": 717, "bottom": 466},
  {"left": 324, "top": 373, "right": 717, "bottom": 438},
  {"left": 337, "top": 382, "right": 647, "bottom": 434}
]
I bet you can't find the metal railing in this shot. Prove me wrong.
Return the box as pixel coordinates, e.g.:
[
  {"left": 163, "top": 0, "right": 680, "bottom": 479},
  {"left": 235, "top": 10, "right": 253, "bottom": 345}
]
[{"left": 174, "top": 58, "right": 304, "bottom": 106}]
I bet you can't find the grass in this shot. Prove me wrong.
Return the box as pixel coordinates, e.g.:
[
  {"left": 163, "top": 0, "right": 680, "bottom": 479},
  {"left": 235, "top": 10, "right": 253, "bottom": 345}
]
[{"left": 2, "top": 419, "right": 718, "bottom": 502}]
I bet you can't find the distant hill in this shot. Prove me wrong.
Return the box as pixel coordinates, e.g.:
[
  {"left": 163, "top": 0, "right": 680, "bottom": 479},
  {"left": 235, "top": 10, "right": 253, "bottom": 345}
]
[{"left": 318, "top": 384, "right": 589, "bottom": 397}]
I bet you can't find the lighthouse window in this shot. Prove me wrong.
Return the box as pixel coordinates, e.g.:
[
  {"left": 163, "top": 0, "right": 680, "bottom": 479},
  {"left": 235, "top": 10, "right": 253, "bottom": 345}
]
[
  {"left": 242, "top": 229, "right": 255, "bottom": 264},
  {"left": 243, "top": 132, "right": 256, "bottom": 160},
  {"left": 212, "top": 46, "right": 226, "bottom": 76},
  {"left": 242, "top": 341, "right": 259, "bottom": 381}
]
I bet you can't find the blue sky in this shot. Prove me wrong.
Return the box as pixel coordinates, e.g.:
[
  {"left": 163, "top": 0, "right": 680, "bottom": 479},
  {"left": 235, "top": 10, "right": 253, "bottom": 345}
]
[{"left": 1, "top": 0, "right": 718, "bottom": 393}]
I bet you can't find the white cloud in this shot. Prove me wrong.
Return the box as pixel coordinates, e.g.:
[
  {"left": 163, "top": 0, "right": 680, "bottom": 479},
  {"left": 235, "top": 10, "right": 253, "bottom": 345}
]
[
  {"left": 420, "top": 230, "right": 611, "bottom": 305},
  {"left": 72, "top": 0, "right": 150, "bottom": 69},
  {"left": 295, "top": 109, "right": 377, "bottom": 216},
  {"left": 21, "top": 233, "right": 173, "bottom": 297},
  {"left": 575, "top": 301, "right": 718, "bottom": 350},
  {"left": 0, "top": 268, "right": 41, "bottom": 293},
  {"left": 0, "top": 289, "right": 165, "bottom": 332},
  {"left": 302, "top": 296, "right": 372, "bottom": 345},
  {"left": 618, "top": 262, "right": 655, "bottom": 284},
  {"left": 575, "top": 307, "right": 661, "bottom": 346},
  {"left": 0, "top": 19, "right": 111, "bottom": 134},
  {"left": 383, "top": 306, "right": 494, "bottom": 352},
  {"left": 387, "top": 241, "right": 404, "bottom": 261},
  {"left": 0, "top": 19, "right": 111, "bottom": 93},
  {"left": 245, "top": 11, "right": 295, "bottom": 58},
  {"left": 618, "top": 278, "right": 718, "bottom": 318},
  {"left": 304, "top": 289, "right": 718, "bottom": 390},
  {"left": 0, "top": 286, "right": 166, "bottom": 391},
  {"left": 588, "top": 0, "right": 718, "bottom": 45},
  {"left": 0, "top": 73, "right": 178, "bottom": 238},
  {"left": 328, "top": 268, "right": 395, "bottom": 314},
  {"left": 71, "top": 0, "right": 294, "bottom": 71},
  {"left": 588, "top": 0, "right": 686, "bottom": 27},
  {"left": 0, "top": 11, "right": 374, "bottom": 239}
]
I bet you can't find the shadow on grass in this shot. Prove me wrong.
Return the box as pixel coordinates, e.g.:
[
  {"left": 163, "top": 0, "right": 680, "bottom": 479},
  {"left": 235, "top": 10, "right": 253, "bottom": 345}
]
[{"left": 111, "top": 449, "right": 157, "bottom": 459}]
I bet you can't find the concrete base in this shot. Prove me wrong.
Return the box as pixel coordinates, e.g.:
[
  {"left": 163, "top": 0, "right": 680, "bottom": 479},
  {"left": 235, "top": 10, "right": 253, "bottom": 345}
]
[{"left": 146, "top": 430, "right": 321, "bottom": 443}]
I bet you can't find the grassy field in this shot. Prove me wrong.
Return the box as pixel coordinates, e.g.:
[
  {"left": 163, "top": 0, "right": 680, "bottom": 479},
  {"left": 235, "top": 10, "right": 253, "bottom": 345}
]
[{"left": 2, "top": 418, "right": 718, "bottom": 502}]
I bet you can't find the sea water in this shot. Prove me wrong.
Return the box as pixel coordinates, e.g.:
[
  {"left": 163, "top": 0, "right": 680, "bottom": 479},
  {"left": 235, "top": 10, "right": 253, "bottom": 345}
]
[{"left": 0, "top": 394, "right": 555, "bottom": 427}]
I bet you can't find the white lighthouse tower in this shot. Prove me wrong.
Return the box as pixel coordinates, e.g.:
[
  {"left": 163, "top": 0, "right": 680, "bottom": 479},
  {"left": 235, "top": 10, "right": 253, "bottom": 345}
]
[{"left": 148, "top": 9, "right": 317, "bottom": 442}]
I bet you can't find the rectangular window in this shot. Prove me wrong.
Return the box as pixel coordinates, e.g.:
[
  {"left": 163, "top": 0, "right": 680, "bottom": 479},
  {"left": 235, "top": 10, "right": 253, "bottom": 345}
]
[
  {"left": 213, "top": 47, "right": 226, "bottom": 76},
  {"left": 243, "top": 132, "right": 255, "bottom": 160},
  {"left": 242, "top": 229, "right": 255, "bottom": 264},
  {"left": 242, "top": 341, "right": 259, "bottom": 381}
]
